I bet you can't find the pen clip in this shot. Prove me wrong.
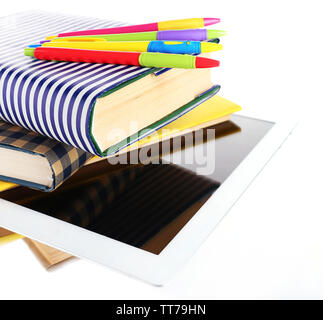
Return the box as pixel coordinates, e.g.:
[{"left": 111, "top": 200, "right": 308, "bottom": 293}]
[{"left": 148, "top": 41, "right": 200, "bottom": 54}]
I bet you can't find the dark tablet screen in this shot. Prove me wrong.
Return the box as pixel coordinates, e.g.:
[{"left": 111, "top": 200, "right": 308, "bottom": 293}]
[{"left": 0, "top": 115, "right": 274, "bottom": 254}]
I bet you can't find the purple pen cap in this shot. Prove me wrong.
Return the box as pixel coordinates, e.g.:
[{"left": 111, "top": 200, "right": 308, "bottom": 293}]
[
  {"left": 203, "top": 18, "right": 220, "bottom": 26},
  {"left": 158, "top": 29, "right": 208, "bottom": 41}
]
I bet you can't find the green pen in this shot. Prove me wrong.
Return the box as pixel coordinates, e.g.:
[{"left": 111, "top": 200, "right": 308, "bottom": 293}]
[{"left": 45, "top": 29, "right": 226, "bottom": 42}]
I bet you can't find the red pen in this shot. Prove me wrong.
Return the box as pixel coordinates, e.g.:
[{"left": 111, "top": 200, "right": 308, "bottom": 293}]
[{"left": 24, "top": 47, "right": 220, "bottom": 69}]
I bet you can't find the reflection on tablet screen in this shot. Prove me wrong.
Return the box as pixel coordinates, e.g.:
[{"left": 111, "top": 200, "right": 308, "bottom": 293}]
[{"left": 0, "top": 115, "right": 274, "bottom": 255}]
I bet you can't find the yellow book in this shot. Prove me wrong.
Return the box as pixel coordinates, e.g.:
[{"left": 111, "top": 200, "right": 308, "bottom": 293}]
[
  {"left": 122, "top": 94, "right": 241, "bottom": 153},
  {"left": 0, "top": 233, "right": 24, "bottom": 245},
  {"left": 0, "top": 228, "right": 24, "bottom": 245},
  {"left": 0, "top": 181, "right": 17, "bottom": 193}
]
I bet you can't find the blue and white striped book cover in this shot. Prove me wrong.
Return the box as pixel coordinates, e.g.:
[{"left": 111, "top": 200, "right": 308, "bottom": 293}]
[{"left": 0, "top": 11, "right": 153, "bottom": 156}]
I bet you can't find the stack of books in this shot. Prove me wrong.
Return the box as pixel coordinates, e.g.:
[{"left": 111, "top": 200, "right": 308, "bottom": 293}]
[{"left": 0, "top": 11, "right": 241, "bottom": 268}]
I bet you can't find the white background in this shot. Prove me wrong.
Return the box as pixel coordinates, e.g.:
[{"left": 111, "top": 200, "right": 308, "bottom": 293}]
[{"left": 1, "top": 0, "right": 323, "bottom": 299}]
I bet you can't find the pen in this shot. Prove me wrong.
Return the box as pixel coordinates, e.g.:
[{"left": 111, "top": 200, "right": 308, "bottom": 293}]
[
  {"left": 34, "top": 40, "right": 222, "bottom": 54},
  {"left": 24, "top": 47, "right": 220, "bottom": 69},
  {"left": 45, "top": 29, "right": 226, "bottom": 42},
  {"left": 47, "top": 17, "right": 220, "bottom": 38}
]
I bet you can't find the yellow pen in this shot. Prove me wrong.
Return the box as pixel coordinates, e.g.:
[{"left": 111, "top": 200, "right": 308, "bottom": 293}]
[{"left": 35, "top": 40, "right": 222, "bottom": 54}]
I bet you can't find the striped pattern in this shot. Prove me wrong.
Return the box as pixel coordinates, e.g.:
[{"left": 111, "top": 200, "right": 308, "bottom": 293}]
[{"left": 0, "top": 11, "right": 152, "bottom": 155}]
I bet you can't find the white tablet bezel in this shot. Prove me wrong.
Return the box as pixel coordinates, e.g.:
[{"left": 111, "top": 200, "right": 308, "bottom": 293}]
[{"left": 0, "top": 113, "right": 297, "bottom": 285}]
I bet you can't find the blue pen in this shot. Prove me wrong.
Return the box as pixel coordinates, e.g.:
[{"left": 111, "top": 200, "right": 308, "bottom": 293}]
[{"left": 29, "top": 40, "right": 222, "bottom": 54}]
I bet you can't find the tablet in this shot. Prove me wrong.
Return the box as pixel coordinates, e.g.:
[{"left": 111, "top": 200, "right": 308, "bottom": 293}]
[{"left": 0, "top": 113, "right": 296, "bottom": 285}]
